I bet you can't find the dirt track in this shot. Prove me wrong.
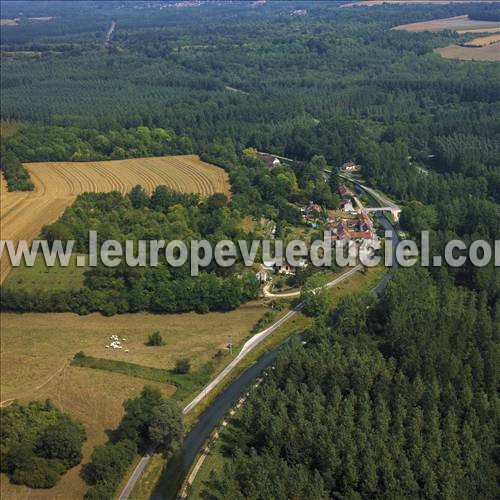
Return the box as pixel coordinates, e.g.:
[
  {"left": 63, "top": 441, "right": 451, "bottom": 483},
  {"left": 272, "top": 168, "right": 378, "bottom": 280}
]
[{"left": 0, "top": 155, "right": 230, "bottom": 282}]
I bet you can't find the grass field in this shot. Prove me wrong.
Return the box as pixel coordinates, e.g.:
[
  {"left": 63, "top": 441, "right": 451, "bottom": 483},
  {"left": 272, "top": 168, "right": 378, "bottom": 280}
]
[
  {"left": 3, "top": 253, "right": 87, "bottom": 292},
  {"left": 435, "top": 42, "right": 500, "bottom": 61},
  {"left": 0, "top": 303, "right": 267, "bottom": 402},
  {"left": 0, "top": 368, "right": 173, "bottom": 500},
  {"left": 393, "top": 15, "right": 500, "bottom": 33},
  {"left": 0, "top": 155, "right": 230, "bottom": 282},
  {"left": 0, "top": 303, "right": 266, "bottom": 499}
]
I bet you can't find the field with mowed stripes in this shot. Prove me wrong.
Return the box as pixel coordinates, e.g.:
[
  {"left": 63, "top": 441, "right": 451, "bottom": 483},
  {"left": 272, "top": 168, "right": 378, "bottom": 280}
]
[{"left": 0, "top": 155, "right": 230, "bottom": 282}]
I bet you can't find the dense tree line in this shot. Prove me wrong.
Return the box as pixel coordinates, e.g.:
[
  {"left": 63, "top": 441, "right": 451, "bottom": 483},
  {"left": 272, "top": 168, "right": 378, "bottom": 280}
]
[
  {"left": 203, "top": 267, "right": 498, "bottom": 499},
  {"left": 0, "top": 400, "right": 86, "bottom": 489},
  {"left": 0, "top": 151, "right": 33, "bottom": 191},
  {"left": 1, "top": 188, "right": 261, "bottom": 315},
  {"left": 84, "top": 386, "right": 182, "bottom": 500},
  {"left": 0, "top": 125, "right": 192, "bottom": 191},
  {"left": 3, "top": 125, "right": 192, "bottom": 163}
]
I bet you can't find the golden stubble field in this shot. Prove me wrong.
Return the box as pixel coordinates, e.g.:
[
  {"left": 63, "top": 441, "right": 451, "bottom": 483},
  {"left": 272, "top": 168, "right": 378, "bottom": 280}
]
[
  {"left": 0, "top": 303, "right": 266, "bottom": 499},
  {"left": 391, "top": 14, "right": 500, "bottom": 62},
  {"left": 393, "top": 14, "right": 500, "bottom": 33},
  {"left": 0, "top": 155, "right": 230, "bottom": 282},
  {"left": 343, "top": 1, "right": 500, "bottom": 7},
  {"left": 435, "top": 42, "right": 499, "bottom": 61}
]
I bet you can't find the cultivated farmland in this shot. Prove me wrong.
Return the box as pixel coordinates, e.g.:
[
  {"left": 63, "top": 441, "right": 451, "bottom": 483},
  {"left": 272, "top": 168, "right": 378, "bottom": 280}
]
[
  {"left": 393, "top": 14, "right": 500, "bottom": 33},
  {"left": 343, "top": 1, "right": 499, "bottom": 7},
  {"left": 463, "top": 33, "right": 500, "bottom": 46},
  {"left": 435, "top": 42, "right": 500, "bottom": 61},
  {"left": 0, "top": 155, "right": 230, "bottom": 282}
]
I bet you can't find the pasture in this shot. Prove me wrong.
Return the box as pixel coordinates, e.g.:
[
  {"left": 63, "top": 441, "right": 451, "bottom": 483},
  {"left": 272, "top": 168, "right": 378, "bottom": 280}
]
[
  {"left": 393, "top": 15, "right": 500, "bottom": 33},
  {"left": 3, "top": 253, "right": 86, "bottom": 292},
  {"left": 0, "top": 155, "right": 230, "bottom": 282},
  {"left": 0, "top": 303, "right": 266, "bottom": 499},
  {"left": 0, "top": 304, "right": 266, "bottom": 403}
]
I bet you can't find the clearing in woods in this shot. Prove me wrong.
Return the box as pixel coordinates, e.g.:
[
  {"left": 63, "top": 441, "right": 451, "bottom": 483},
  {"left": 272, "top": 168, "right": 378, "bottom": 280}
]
[
  {"left": 0, "top": 155, "right": 230, "bottom": 282},
  {"left": 0, "top": 120, "right": 24, "bottom": 137},
  {"left": 0, "top": 303, "right": 267, "bottom": 499}
]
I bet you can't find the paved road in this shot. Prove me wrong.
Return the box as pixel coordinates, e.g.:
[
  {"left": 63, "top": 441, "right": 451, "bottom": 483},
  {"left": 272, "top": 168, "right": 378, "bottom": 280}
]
[
  {"left": 119, "top": 444, "right": 156, "bottom": 500},
  {"left": 339, "top": 173, "right": 400, "bottom": 212},
  {"left": 263, "top": 264, "right": 362, "bottom": 298},
  {"left": 118, "top": 264, "right": 363, "bottom": 499},
  {"left": 184, "top": 264, "right": 361, "bottom": 414},
  {"left": 119, "top": 181, "right": 400, "bottom": 500}
]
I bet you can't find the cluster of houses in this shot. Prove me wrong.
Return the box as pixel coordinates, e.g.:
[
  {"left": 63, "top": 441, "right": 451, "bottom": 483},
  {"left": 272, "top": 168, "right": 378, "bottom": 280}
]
[
  {"left": 330, "top": 185, "right": 378, "bottom": 243},
  {"left": 105, "top": 334, "right": 129, "bottom": 352},
  {"left": 328, "top": 211, "right": 377, "bottom": 243},
  {"left": 254, "top": 158, "right": 377, "bottom": 283}
]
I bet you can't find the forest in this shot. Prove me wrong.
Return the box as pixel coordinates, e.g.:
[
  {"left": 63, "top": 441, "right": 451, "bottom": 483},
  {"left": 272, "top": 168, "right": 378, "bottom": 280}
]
[
  {"left": 1, "top": 1, "right": 499, "bottom": 190},
  {"left": 0, "top": 400, "right": 86, "bottom": 488},
  {"left": 202, "top": 267, "right": 497, "bottom": 499},
  {"left": 1, "top": 188, "right": 262, "bottom": 315}
]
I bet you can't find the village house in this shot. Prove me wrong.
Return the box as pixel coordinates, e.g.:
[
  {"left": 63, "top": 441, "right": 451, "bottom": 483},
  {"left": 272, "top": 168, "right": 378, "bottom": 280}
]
[
  {"left": 339, "top": 185, "right": 352, "bottom": 199},
  {"left": 341, "top": 160, "right": 359, "bottom": 172},
  {"left": 340, "top": 199, "right": 355, "bottom": 213},
  {"left": 302, "top": 201, "right": 322, "bottom": 218},
  {"left": 358, "top": 210, "right": 373, "bottom": 231},
  {"left": 273, "top": 258, "right": 308, "bottom": 275},
  {"left": 257, "top": 152, "right": 281, "bottom": 168},
  {"left": 255, "top": 268, "right": 269, "bottom": 282},
  {"left": 329, "top": 213, "right": 377, "bottom": 244}
]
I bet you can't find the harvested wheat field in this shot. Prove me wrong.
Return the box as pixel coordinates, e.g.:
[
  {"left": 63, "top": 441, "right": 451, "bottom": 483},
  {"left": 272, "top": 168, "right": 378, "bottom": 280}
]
[
  {"left": 0, "top": 155, "right": 230, "bottom": 282},
  {"left": 435, "top": 42, "right": 500, "bottom": 61},
  {"left": 393, "top": 15, "right": 500, "bottom": 33},
  {"left": 344, "top": 1, "right": 498, "bottom": 7},
  {"left": 0, "top": 18, "right": 19, "bottom": 26},
  {"left": 463, "top": 33, "right": 500, "bottom": 46}
]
